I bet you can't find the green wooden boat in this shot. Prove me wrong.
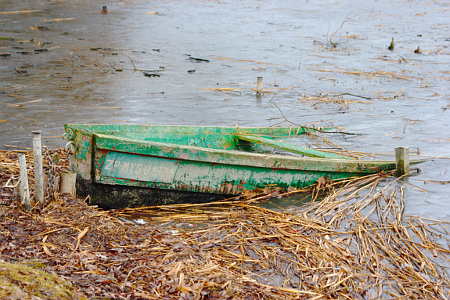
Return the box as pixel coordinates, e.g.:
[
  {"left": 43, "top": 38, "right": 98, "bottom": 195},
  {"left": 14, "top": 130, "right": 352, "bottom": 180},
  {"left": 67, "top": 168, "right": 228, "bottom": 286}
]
[{"left": 64, "top": 124, "right": 419, "bottom": 209}]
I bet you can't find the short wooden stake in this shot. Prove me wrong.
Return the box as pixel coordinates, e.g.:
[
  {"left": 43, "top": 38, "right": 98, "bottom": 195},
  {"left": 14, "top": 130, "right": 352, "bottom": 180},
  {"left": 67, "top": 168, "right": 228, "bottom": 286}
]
[
  {"left": 256, "top": 76, "right": 263, "bottom": 95},
  {"left": 19, "top": 154, "right": 30, "bottom": 210},
  {"left": 395, "top": 147, "right": 409, "bottom": 177},
  {"left": 32, "top": 131, "right": 44, "bottom": 203}
]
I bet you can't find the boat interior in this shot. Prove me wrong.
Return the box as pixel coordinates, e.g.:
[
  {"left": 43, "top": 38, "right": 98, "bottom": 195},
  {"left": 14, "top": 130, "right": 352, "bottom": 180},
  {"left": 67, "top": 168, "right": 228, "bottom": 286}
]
[{"left": 65, "top": 124, "right": 349, "bottom": 159}]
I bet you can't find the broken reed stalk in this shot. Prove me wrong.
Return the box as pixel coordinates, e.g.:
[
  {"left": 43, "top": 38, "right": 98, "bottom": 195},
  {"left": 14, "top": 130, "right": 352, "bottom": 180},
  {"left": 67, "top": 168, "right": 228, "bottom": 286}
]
[
  {"left": 309, "top": 67, "right": 413, "bottom": 81},
  {"left": 304, "top": 131, "right": 358, "bottom": 159},
  {"left": 298, "top": 93, "right": 373, "bottom": 110}
]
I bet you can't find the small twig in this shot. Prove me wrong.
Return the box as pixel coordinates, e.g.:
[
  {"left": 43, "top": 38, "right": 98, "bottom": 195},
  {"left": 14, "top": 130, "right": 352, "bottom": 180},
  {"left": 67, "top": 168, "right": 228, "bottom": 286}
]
[{"left": 121, "top": 265, "right": 145, "bottom": 291}]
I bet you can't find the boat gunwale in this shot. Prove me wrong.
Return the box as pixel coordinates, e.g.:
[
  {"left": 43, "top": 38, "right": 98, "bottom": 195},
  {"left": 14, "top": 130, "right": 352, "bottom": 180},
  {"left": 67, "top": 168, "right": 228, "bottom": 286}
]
[
  {"left": 65, "top": 124, "right": 425, "bottom": 174},
  {"left": 64, "top": 123, "right": 326, "bottom": 135},
  {"left": 93, "top": 133, "right": 404, "bottom": 173}
]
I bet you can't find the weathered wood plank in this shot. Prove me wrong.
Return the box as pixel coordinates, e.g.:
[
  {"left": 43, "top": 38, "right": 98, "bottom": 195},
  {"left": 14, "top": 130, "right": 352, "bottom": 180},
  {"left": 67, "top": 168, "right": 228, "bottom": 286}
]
[
  {"left": 395, "top": 147, "right": 410, "bottom": 176},
  {"left": 236, "top": 134, "right": 351, "bottom": 159},
  {"left": 94, "top": 149, "right": 352, "bottom": 195},
  {"left": 93, "top": 134, "right": 396, "bottom": 173}
]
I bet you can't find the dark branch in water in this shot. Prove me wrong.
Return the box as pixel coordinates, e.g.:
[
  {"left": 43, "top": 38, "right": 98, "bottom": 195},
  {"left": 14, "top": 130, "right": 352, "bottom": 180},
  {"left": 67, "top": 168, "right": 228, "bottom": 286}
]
[{"left": 340, "top": 93, "right": 372, "bottom": 100}]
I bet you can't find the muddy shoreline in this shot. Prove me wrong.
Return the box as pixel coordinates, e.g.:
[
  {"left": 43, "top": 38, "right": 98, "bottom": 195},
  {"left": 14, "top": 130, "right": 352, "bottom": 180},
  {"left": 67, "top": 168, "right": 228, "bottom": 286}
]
[{"left": 1, "top": 147, "right": 449, "bottom": 299}]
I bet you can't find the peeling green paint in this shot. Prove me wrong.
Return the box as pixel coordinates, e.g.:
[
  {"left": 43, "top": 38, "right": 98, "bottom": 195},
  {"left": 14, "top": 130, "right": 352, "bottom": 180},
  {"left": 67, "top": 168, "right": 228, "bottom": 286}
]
[{"left": 64, "top": 124, "right": 424, "bottom": 207}]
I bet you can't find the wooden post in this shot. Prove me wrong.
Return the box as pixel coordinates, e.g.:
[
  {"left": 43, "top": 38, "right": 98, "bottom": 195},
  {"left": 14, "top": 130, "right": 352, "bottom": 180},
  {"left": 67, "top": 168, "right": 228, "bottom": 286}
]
[
  {"left": 60, "top": 170, "right": 77, "bottom": 196},
  {"left": 256, "top": 76, "right": 263, "bottom": 95},
  {"left": 19, "top": 154, "right": 30, "bottom": 210},
  {"left": 395, "top": 147, "right": 409, "bottom": 176},
  {"left": 32, "top": 131, "right": 44, "bottom": 203}
]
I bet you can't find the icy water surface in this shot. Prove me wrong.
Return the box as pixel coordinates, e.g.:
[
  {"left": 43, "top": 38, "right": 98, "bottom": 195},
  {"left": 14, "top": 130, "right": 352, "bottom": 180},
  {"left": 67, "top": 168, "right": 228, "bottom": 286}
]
[{"left": 0, "top": 0, "right": 449, "bottom": 219}]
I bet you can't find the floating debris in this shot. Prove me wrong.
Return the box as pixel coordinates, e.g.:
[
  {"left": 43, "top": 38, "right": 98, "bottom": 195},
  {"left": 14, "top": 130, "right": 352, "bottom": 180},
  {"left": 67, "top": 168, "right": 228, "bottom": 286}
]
[
  {"left": 0, "top": 10, "right": 39, "bottom": 15},
  {"left": 188, "top": 56, "right": 210, "bottom": 62},
  {"left": 143, "top": 71, "right": 161, "bottom": 77},
  {"left": 14, "top": 68, "right": 27, "bottom": 74},
  {"left": 43, "top": 17, "right": 75, "bottom": 22},
  {"left": 30, "top": 26, "right": 49, "bottom": 31}
]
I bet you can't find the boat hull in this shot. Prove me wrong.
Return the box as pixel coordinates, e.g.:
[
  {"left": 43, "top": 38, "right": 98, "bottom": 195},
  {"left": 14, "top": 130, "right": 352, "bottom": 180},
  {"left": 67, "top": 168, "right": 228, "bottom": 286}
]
[
  {"left": 65, "top": 124, "right": 400, "bottom": 208},
  {"left": 77, "top": 178, "right": 226, "bottom": 209}
]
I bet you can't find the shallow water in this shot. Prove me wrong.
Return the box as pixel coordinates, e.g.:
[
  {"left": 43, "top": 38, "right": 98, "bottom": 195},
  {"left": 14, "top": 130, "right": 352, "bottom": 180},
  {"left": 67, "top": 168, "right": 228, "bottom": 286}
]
[{"left": 0, "top": 0, "right": 449, "bottom": 219}]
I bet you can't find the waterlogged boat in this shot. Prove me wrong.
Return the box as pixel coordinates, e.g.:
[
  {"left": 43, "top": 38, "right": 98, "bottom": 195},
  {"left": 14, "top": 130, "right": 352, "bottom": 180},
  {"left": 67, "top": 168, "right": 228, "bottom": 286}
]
[{"left": 64, "top": 124, "right": 416, "bottom": 208}]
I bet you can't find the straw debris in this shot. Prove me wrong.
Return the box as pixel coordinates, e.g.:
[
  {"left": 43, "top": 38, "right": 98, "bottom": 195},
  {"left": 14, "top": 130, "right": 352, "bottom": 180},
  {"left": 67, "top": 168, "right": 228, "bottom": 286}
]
[
  {"left": 298, "top": 92, "right": 372, "bottom": 110},
  {"left": 309, "top": 67, "right": 414, "bottom": 81},
  {"left": 1, "top": 149, "right": 449, "bottom": 299}
]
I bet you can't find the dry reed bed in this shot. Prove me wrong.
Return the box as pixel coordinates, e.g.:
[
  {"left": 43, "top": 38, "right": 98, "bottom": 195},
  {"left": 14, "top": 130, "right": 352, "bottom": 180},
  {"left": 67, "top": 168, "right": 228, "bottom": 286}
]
[
  {"left": 117, "top": 173, "right": 450, "bottom": 299},
  {"left": 1, "top": 149, "right": 449, "bottom": 299}
]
